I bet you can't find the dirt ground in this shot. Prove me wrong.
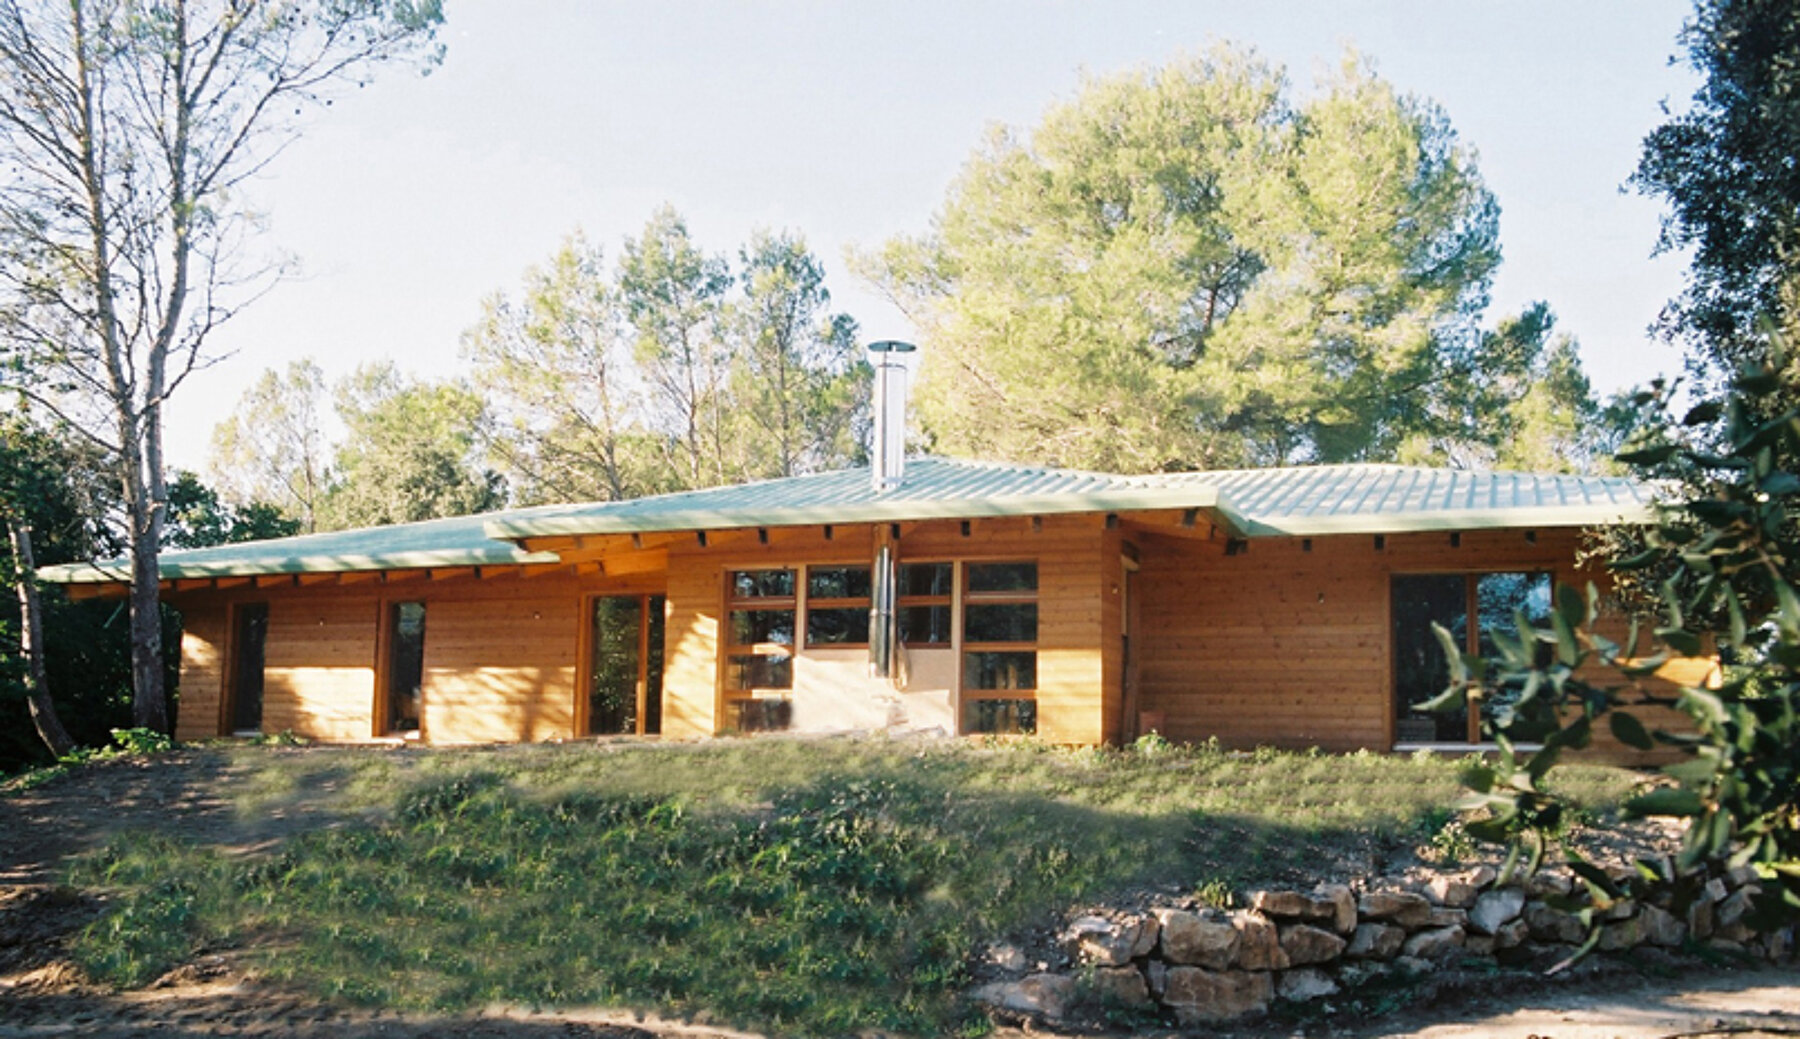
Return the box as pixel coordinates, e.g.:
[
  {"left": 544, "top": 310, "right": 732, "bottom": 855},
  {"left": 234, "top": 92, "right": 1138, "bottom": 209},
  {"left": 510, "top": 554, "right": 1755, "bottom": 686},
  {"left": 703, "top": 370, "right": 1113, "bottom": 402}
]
[{"left": 2, "top": 749, "right": 1797, "bottom": 1039}]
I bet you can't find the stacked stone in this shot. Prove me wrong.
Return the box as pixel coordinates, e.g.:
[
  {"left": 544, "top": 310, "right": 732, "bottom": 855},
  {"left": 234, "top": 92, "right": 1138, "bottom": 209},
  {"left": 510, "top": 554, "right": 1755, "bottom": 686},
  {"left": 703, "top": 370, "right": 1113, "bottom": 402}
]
[{"left": 970, "top": 863, "right": 1792, "bottom": 1026}]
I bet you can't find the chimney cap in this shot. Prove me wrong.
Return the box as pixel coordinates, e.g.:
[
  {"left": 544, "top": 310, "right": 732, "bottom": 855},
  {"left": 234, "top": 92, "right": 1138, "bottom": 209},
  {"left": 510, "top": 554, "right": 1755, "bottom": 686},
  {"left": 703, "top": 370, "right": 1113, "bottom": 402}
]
[{"left": 867, "top": 340, "right": 916, "bottom": 354}]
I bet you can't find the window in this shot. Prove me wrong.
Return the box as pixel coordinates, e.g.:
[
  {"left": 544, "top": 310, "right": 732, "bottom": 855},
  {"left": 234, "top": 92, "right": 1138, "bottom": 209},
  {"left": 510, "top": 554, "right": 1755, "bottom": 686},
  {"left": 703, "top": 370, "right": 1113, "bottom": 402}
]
[
  {"left": 1392, "top": 572, "right": 1553, "bottom": 744},
  {"left": 805, "top": 565, "right": 871, "bottom": 647},
  {"left": 962, "top": 561, "right": 1038, "bottom": 734},
  {"left": 385, "top": 601, "right": 426, "bottom": 735},
  {"left": 725, "top": 569, "right": 794, "bottom": 730},
  {"left": 229, "top": 603, "right": 269, "bottom": 735},
  {"left": 588, "top": 594, "right": 665, "bottom": 736},
  {"left": 898, "top": 562, "right": 953, "bottom": 645}
]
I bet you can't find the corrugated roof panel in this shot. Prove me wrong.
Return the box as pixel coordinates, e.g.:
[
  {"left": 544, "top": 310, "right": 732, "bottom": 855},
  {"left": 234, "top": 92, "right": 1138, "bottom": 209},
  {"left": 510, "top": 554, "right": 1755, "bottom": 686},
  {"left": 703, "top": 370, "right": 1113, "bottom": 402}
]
[{"left": 38, "top": 458, "right": 1658, "bottom": 583}]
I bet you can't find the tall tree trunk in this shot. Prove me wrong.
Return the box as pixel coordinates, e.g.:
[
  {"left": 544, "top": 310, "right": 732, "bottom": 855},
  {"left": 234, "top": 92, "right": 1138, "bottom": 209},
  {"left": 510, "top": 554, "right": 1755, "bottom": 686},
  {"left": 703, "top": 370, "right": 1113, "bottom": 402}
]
[
  {"left": 123, "top": 436, "right": 169, "bottom": 733},
  {"left": 7, "top": 520, "right": 74, "bottom": 758}
]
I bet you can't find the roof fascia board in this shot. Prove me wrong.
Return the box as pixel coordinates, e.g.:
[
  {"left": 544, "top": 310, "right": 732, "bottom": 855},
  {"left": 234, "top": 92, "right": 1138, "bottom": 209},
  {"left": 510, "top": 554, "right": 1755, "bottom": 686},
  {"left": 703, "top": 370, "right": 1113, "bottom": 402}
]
[
  {"left": 1232, "top": 503, "right": 1656, "bottom": 538},
  {"left": 40, "top": 546, "right": 563, "bottom": 585}
]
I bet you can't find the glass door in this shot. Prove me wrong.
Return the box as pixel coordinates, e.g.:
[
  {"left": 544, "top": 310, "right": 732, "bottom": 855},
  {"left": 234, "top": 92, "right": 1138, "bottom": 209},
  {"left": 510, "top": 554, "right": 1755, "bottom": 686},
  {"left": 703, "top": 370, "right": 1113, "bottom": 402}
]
[{"left": 588, "top": 594, "right": 665, "bottom": 736}]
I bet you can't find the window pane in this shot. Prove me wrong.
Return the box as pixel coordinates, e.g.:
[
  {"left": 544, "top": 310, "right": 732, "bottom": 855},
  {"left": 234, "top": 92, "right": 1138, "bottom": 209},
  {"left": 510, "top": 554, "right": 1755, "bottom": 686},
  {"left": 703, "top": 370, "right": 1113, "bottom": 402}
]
[
  {"left": 964, "top": 650, "right": 1036, "bottom": 691},
  {"left": 727, "top": 653, "right": 792, "bottom": 690},
  {"left": 898, "top": 605, "right": 952, "bottom": 644},
  {"left": 730, "top": 609, "right": 794, "bottom": 646},
  {"left": 965, "top": 698, "right": 1036, "bottom": 735},
  {"left": 231, "top": 604, "right": 269, "bottom": 733},
  {"left": 730, "top": 569, "right": 794, "bottom": 599},
  {"left": 1391, "top": 576, "right": 1467, "bottom": 743},
  {"left": 900, "top": 562, "right": 953, "bottom": 597},
  {"left": 967, "top": 562, "right": 1037, "bottom": 594},
  {"left": 807, "top": 566, "right": 871, "bottom": 600},
  {"left": 590, "top": 597, "right": 641, "bottom": 736},
  {"left": 964, "top": 602, "right": 1038, "bottom": 643},
  {"left": 806, "top": 606, "right": 870, "bottom": 646},
  {"left": 645, "top": 595, "right": 665, "bottom": 736},
  {"left": 731, "top": 698, "right": 792, "bottom": 733},
  {"left": 1476, "top": 572, "right": 1556, "bottom": 740},
  {"left": 387, "top": 601, "right": 426, "bottom": 734}
]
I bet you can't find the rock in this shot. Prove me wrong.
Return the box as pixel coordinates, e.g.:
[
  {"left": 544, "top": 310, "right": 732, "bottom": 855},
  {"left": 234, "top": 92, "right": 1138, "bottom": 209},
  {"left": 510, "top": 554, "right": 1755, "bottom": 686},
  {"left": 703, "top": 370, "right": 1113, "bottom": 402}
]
[
  {"left": 972, "top": 973, "right": 1078, "bottom": 1020},
  {"left": 1598, "top": 917, "right": 1641, "bottom": 952},
  {"left": 1087, "top": 966, "right": 1152, "bottom": 1008},
  {"left": 1760, "top": 928, "right": 1793, "bottom": 962},
  {"left": 1640, "top": 904, "right": 1686, "bottom": 947},
  {"left": 1336, "top": 961, "right": 1390, "bottom": 989},
  {"left": 1278, "top": 923, "right": 1346, "bottom": 966},
  {"left": 1145, "top": 960, "right": 1168, "bottom": 999},
  {"left": 1156, "top": 908, "right": 1239, "bottom": 970},
  {"left": 1277, "top": 967, "right": 1340, "bottom": 1002},
  {"left": 1468, "top": 887, "right": 1526, "bottom": 935},
  {"left": 1493, "top": 917, "right": 1529, "bottom": 950},
  {"left": 1526, "top": 871, "right": 1573, "bottom": 897},
  {"left": 986, "top": 943, "right": 1028, "bottom": 973},
  {"left": 1346, "top": 922, "right": 1406, "bottom": 960},
  {"left": 1525, "top": 901, "right": 1587, "bottom": 944},
  {"left": 1718, "top": 888, "right": 1758, "bottom": 929},
  {"left": 1727, "top": 864, "right": 1761, "bottom": 887},
  {"left": 1393, "top": 955, "right": 1435, "bottom": 975},
  {"left": 1314, "top": 883, "right": 1358, "bottom": 934},
  {"left": 1065, "top": 913, "right": 1158, "bottom": 966},
  {"left": 1464, "top": 865, "right": 1498, "bottom": 888},
  {"left": 1601, "top": 897, "right": 1637, "bottom": 922},
  {"left": 1401, "top": 925, "right": 1465, "bottom": 963},
  {"left": 1688, "top": 896, "right": 1715, "bottom": 940},
  {"left": 1231, "top": 911, "right": 1290, "bottom": 970},
  {"left": 1705, "top": 877, "right": 1730, "bottom": 903},
  {"left": 1426, "top": 874, "right": 1479, "bottom": 908},
  {"left": 1162, "top": 967, "right": 1273, "bottom": 1025},
  {"left": 1251, "top": 890, "right": 1312, "bottom": 918},
  {"left": 1464, "top": 935, "right": 1496, "bottom": 956},
  {"left": 1717, "top": 921, "right": 1756, "bottom": 944},
  {"left": 1359, "top": 890, "right": 1433, "bottom": 929},
  {"left": 1427, "top": 907, "right": 1469, "bottom": 928}
]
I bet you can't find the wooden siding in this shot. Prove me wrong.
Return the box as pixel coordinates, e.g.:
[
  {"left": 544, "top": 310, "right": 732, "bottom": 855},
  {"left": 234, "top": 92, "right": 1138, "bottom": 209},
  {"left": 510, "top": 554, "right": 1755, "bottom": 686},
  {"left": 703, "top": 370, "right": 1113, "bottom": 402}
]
[
  {"left": 421, "top": 594, "right": 578, "bottom": 743},
  {"left": 174, "top": 603, "right": 227, "bottom": 741},
  {"left": 1134, "top": 527, "right": 1688, "bottom": 762},
  {"left": 262, "top": 598, "right": 378, "bottom": 740}
]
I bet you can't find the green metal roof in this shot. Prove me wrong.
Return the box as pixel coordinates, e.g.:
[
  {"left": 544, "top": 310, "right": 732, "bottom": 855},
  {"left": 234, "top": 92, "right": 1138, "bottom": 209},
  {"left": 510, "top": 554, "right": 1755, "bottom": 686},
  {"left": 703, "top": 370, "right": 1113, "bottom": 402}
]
[{"left": 37, "top": 458, "right": 1656, "bottom": 584}]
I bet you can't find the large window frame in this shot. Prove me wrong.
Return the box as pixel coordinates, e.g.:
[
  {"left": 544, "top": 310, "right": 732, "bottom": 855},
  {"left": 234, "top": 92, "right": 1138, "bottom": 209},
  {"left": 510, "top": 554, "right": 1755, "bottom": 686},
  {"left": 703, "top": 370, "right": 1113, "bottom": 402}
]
[
  {"left": 723, "top": 568, "right": 796, "bottom": 731},
  {"left": 960, "top": 560, "right": 1039, "bottom": 735},
  {"left": 582, "top": 593, "right": 665, "bottom": 737},
  {"left": 1392, "top": 570, "right": 1554, "bottom": 746},
  {"left": 803, "top": 564, "right": 872, "bottom": 648},
  {"left": 898, "top": 561, "right": 954, "bottom": 647}
]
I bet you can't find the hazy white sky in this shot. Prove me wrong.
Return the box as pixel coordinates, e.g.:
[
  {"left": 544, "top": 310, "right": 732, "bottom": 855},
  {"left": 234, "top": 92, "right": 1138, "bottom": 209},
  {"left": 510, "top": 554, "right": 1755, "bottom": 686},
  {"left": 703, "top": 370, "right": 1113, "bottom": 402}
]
[{"left": 166, "top": 0, "right": 1700, "bottom": 472}]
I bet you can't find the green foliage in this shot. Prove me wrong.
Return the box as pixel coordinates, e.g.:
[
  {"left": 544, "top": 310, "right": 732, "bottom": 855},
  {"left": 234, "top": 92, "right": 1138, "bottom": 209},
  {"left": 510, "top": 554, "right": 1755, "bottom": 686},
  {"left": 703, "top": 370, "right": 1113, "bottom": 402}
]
[
  {"left": 163, "top": 471, "right": 301, "bottom": 549},
  {"left": 64, "top": 738, "right": 1619, "bottom": 1034},
  {"left": 861, "top": 45, "right": 1605, "bottom": 472},
  {"left": 1436, "top": 361, "right": 1800, "bottom": 929},
  {"left": 207, "top": 360, "right": 330, "bottom": 532},
  {"left": 1633, "top": 0, "right": 1800, "bottom": 386},
  {"left": 319, "top": 363, "right": 506, "bottom": 529}
]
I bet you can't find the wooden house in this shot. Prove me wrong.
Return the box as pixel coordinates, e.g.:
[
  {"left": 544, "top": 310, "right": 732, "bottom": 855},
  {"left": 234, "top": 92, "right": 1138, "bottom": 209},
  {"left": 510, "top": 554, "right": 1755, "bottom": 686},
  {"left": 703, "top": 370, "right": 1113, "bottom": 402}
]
[{"left": 40, "top": 457, "right": 1682, "bottom": 757}]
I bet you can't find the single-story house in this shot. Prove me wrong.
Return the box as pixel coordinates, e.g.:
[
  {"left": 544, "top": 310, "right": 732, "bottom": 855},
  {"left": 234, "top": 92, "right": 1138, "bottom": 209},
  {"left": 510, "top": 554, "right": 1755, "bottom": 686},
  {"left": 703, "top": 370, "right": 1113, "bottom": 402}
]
[{"left": 39, "top": 454, "right": 1692, "bottom": 759}]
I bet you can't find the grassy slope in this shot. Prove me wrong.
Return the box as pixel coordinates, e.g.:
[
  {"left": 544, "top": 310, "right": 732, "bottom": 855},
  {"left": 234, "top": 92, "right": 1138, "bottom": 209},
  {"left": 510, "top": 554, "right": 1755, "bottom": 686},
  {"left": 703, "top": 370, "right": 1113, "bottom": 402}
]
[{"left": 62, "top": 738, "right": 1639, "bottom": 1036}]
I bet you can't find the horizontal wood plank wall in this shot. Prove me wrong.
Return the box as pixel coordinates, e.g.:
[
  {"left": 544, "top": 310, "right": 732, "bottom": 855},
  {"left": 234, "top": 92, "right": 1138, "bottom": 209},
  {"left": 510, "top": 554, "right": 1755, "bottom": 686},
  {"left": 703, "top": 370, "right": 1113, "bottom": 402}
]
[
  {"left": 1100, "top": 528, "right": 1125, "bottom": 746},
  {"left": 263, "top": 598, "right": 377, "bottom": 740},
  {"left": 422, "top": 594, "right": 577, "bottom": 743},
  {"left": 1135, "top": 527, "right": 1691, "bottom": 762},
  {"left": 168, "top": 570, "right": 662, "bottom": 745},
  {"left": 662, "top": 561, "right": 723, "bottom": 739},
  {"left": 175, "top": 604, "right": 227, "bottom": 741}
]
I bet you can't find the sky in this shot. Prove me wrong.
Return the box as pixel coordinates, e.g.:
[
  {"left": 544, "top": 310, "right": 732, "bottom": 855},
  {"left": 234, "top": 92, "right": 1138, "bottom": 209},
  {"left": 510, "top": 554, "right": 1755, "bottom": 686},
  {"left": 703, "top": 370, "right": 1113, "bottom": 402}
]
[{"left": 166, "top": 0, "right": 1701, "bottom": 473}]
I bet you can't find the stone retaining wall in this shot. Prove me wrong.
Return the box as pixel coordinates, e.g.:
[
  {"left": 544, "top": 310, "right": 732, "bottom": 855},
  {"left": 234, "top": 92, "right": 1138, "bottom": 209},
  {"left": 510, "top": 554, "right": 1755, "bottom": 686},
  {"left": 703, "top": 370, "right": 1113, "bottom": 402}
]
[{"left": 972, "top": 863, "right": 1793, "bottom": 1026}]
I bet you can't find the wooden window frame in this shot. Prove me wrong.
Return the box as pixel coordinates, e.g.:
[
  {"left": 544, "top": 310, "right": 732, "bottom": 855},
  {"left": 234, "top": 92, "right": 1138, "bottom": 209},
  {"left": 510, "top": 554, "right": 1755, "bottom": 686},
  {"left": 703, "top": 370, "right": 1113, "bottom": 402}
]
[
  {"left": 579, "top": 593, "right": 661, "bottom": 737},
  {"left": 722, "top": 568, "right": 797, "bottom": 727},
  {"left": 1389, "top": 569, "right": 1553, "bottom": 746},
  {"left": 375, "top": 598, "right": 428, "bottom": 740},
  {"left": 802, "top": 564, "right": 873, "bottom": 649},
  {"left": 897, "top": 560, "right": 954, "bottom": 648},
  {"left": 959, "top": 560, "right": 1039, "bottom": 735}
]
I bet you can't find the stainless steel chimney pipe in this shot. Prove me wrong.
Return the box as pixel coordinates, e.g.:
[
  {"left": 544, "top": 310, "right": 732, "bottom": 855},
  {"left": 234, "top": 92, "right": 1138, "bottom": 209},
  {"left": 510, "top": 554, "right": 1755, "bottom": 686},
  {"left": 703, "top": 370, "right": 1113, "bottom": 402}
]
[{"left": 866, "top": 341, "right": 914, "bottom": 679}]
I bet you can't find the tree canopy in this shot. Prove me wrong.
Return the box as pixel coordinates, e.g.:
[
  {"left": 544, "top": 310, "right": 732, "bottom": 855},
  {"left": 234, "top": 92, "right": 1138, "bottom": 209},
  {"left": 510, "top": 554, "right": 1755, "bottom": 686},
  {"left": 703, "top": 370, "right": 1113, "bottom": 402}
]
[{"left": 861, "top": 46, "right": 1611, "bottom": 472}]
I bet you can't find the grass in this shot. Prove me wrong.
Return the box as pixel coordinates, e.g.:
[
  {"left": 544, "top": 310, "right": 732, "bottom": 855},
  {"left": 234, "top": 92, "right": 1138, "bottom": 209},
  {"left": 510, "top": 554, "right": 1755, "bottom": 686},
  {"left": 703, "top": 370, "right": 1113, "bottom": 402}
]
[{"left": 64, "top": 736, "right": 1642, "bottom": 1036}]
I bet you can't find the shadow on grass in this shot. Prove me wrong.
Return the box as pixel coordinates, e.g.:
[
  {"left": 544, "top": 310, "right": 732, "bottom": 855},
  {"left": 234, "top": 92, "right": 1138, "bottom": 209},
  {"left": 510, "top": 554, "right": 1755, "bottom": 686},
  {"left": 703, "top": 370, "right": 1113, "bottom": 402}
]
[{"left": 60, "top": 742, "right": 1497, "bottom": 1038}]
